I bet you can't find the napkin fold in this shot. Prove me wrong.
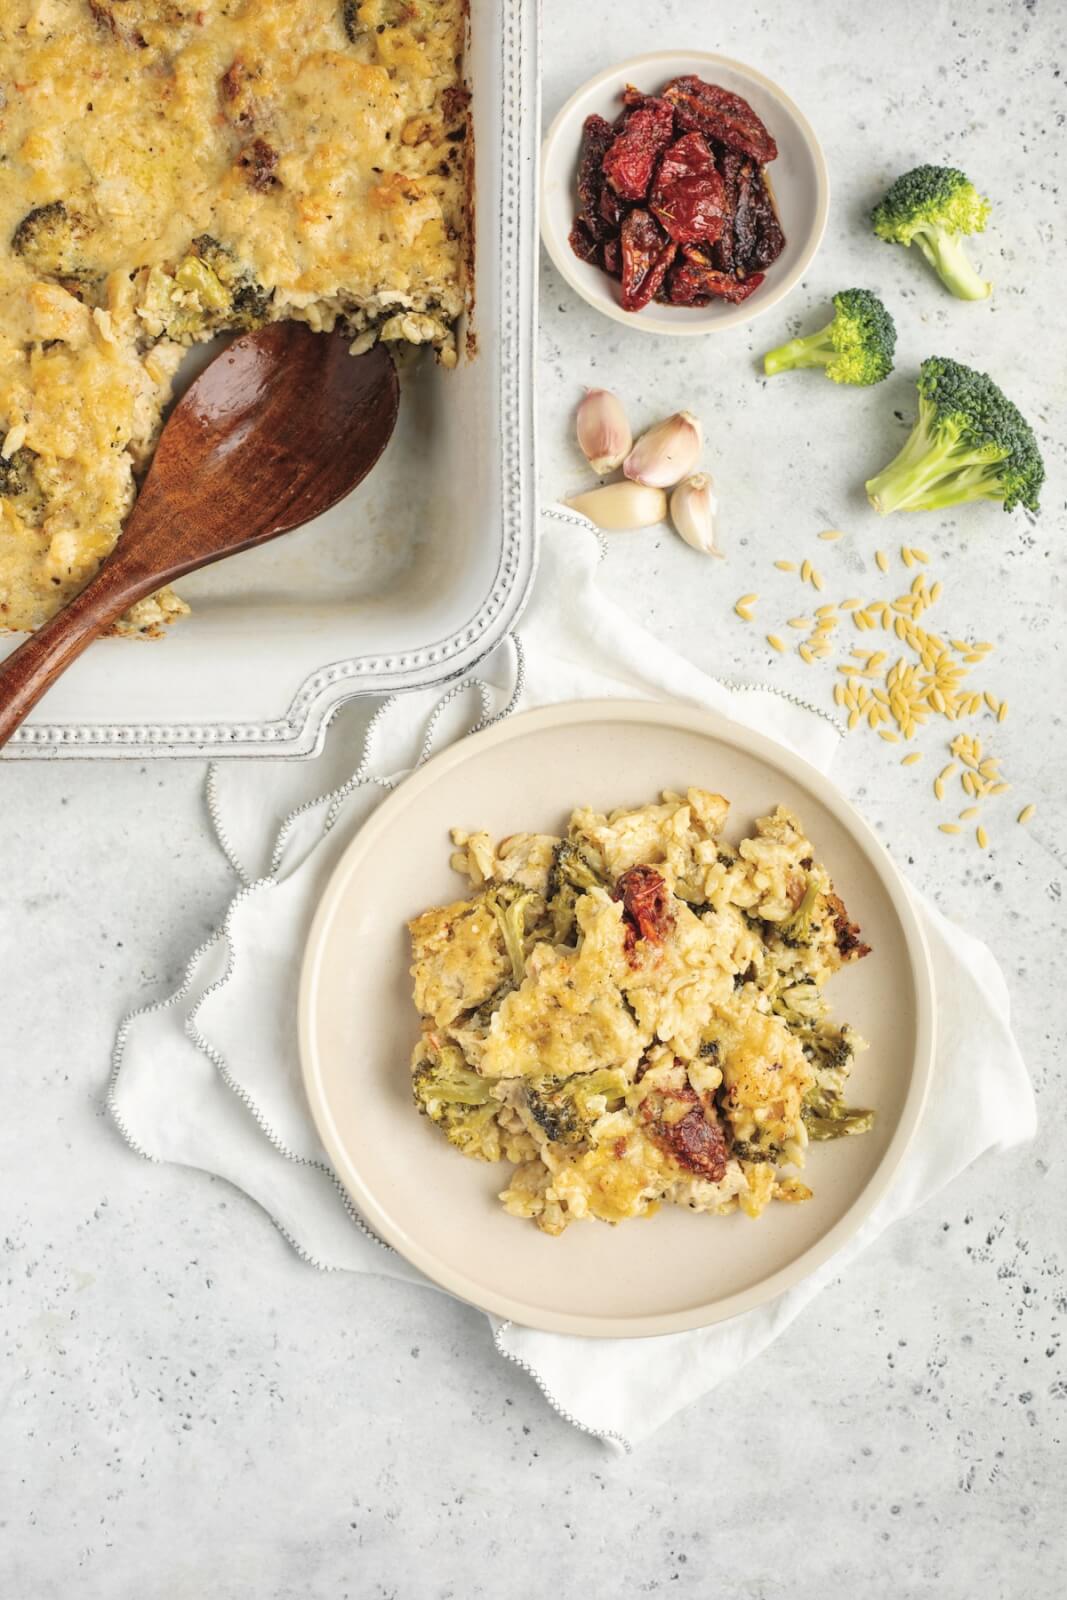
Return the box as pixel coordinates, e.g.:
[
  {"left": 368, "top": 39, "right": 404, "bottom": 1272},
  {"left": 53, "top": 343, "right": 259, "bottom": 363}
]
[{"left": 109, "top": 510, "right": 1035, "bottom": 1450}]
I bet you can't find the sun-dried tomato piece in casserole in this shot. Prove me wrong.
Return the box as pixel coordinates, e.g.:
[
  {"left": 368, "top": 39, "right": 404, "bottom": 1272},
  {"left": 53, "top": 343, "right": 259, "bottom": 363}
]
[
  {"left": 649, "top": 131, "right": 727, "bottom": 245},
  {"left": 639, "top": 1083, "right": 729, "bottom": 1182},
  {"left": 662, "top": 74, "right": 779, "bottom": 165},
  {"left": 613, "top": 865, "right": 675, "bottom": 944}
]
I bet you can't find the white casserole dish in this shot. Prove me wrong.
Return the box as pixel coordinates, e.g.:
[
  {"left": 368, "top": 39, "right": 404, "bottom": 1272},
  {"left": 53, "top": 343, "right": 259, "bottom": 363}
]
[{"left": 0, "top": 0, "right": 539, "bottom": 761}]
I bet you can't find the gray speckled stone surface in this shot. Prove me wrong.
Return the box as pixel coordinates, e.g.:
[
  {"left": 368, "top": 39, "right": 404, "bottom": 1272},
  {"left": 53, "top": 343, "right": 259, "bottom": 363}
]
[{"left": 2, "top": 2, "right": 1065, "bottom": 1594}]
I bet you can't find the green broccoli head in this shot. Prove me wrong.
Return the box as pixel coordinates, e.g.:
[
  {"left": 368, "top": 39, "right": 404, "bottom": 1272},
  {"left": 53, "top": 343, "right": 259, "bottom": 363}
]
[
  {"left": 866, "top": 356, "right": 1044, "bottom": 516},
  {"left": 802, "top": 1091, "right": 874, "bottom": 1141},
  {"left": 545, "top": 840, "right": 607, "bottom": 946},
  {"left": 485, "top": 883, "right": 541, "bottom": 983},
  {"left": 524, "top": 1068, "right": 629, "bottom": 1146},
  {"left": 412, "top": 1043, "right": 501, "bottom": 1160},
  {"left": 163, "top": 235, "right": 274, "bottom": 340},
  {"left": 762, "top": 288, "right": 897, "bottom": 385},
  {"left": 872, "top": 166, "right": 991, "bottom": 300},
  {"left": 776, "top": 876, "right": 825, "bottom": 945},
  {"left": 545, "top": 840, "right": 606, "bottom": 900},
  {"left": 12, "top": 200, "right": 96, "bottom": 284},
  {"left": 0, "top": 446, "right": 38, "bottom": 498}
]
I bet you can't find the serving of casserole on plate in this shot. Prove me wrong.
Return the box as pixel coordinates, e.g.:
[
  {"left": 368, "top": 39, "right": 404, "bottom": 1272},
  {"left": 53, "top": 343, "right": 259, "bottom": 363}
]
[
  {"left": 0, "top": 0, "right": 538, "bottom": 757},
  {"left": 407, "top": 791, "right": 874, "bottom": 1237},
  {"left": 300, "top": 702, "right": 935, "bottom": 1338}
]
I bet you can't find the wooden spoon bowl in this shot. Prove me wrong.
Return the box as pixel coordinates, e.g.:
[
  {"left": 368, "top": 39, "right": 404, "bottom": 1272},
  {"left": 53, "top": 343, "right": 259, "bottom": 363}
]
[{"left": 0, "top": 322, "right": 399, "bottom": 747}]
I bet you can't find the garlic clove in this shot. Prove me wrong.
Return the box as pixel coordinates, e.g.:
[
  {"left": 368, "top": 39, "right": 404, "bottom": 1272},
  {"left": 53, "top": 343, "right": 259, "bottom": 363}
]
[
  {"left": 565, "top": 481, "right": 668, "bottom": 531},
  {"left": 576, "top": 388, "right": 633, "bottom": 475},
  {"left": 669, "top": 472, "right": 722, "bottom": 556},
  {"left": 623, "top": 410, "right": 703, "bottom": 488}
]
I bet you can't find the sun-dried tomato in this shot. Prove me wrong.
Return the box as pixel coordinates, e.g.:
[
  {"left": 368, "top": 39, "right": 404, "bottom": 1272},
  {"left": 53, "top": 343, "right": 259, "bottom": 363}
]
[
  {"left": 568, "top": 218, "right": 599, "bottom": 263},
  {"left": 619, "top": 209, "right": 676, "bottom": 310},
  {"left": 665, "top": 251, "right": 765, "bottom": 305},
  {"left": 574, "top": 113, "right": 615, "bottom": 239},
  {"left": 649, "top": 131, "right": 726, "bottom": 245},
  {"left": 746, "top": 167, "right": 786, "bottom": 270},
  {"left": 709, "top": 149, "right": 742, "bottom": 274},
  {"left": 731, "top": 157, "right": 759, "bottom": 270},
  {"left": 568, "top": 74, "right": 785, "bottom": 310},
  {"left": 238, "top": 137, "right": 280, "bottom": 191},
  {"left": 662, "top": 75, "right": 778, "bottom": 164},
  {"left": 602, "top": 96, "right": 675, "bottom": 201},
  {"left": 598, "top": 182, "right": 623, "bottom": 233},
  {"left": 639, "top": 1084, "right": 728, "bottom": 1182},
  {"left": 613, "top": 865, "right": 675, "bottom": 944},
  {"left": 825, "top": 893, "right": 871, "bottom": 962}
]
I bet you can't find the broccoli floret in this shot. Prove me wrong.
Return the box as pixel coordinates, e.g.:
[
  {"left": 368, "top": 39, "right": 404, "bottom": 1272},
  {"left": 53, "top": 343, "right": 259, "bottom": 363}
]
[
  {"left": 524, "top": 1068, "right": 629, "bottom": 1146},
  {"left": 545, "top": 840, "right": 607, "bottom": 945},
  {"left": 12, "top": 201, "right": 95, "bottom": 283},
  {"left": 802, "top": 1091, "right": 874, "bottom": 1141},
  {"left": 485, "top": 884, "right": 539, "bottom": 983},
  {"left": 762, "top": 288, "right": 897, "bottom": 386},
  {"left": 866, "top": 356, "right": 1044, "bottom": 516},
  {"left": 872, "top": 165, "right": 991, "bottom": 301},
  {"left": 778, "top": 877, "right": 823, "bottom": 946},
  {"left": 164, "top": 235, "right": 273, "bottom": 339},
  {"left": 546, "top": 840, "right": 605, "bottom": 900},
  {"left": 0, "top": 446, "right": 37, "bottom": 498},
  {"left": 412, "top": 1044, "right": 500, "bottom": 1159}
]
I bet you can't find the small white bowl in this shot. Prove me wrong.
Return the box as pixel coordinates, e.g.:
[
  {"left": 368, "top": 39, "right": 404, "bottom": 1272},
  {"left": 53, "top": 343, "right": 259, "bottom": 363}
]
[{"left": 540, "top": 50, "right": 830, "bottom": 336}]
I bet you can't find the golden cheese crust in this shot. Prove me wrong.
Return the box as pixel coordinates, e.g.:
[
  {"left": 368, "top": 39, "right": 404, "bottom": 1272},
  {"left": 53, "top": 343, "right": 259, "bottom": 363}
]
[{"left": 0, "top": 0, "right": 467, "bottom": 632}]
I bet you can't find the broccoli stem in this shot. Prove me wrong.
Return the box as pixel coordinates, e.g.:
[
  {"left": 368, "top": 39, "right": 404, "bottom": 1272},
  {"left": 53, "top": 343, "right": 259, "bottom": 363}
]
[
  {"left": 762, "top": 327, "right": 836, "bottom": 375},
  {"left": 913, "top": 229, "right": 991, "bottom": 301},
  {"left": 866, "top": 420, "right": 1009, "bottom": 514}
]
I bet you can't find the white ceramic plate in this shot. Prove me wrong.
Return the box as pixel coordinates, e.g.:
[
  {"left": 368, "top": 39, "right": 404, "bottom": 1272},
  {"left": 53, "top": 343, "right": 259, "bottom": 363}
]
[
  {"left": 541, "top": 50, "right": 829, "bottom": 335},
  {"left": 299, "top": 700, "right": 934, "bottom": 1338}
]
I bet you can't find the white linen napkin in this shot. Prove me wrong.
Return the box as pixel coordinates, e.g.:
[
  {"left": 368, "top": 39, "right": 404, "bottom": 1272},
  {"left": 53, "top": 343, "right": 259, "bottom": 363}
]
[{"left": 109, "top": 510, "right": 1036, "bottom": 1451}]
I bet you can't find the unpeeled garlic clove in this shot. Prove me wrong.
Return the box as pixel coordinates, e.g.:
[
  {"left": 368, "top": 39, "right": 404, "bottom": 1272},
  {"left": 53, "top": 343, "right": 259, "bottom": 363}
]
[
  {"left": 623, "top": 410, "right": 703, "bottom": 488},
  {"left": 670, "top": 473, "right": 722, "bottom": 556},
  {"left": 565, "top": 481, "right": 667, "bottom": 531},
  {"left": 576, "top": 388, "right": 632, "bottom": 475}
]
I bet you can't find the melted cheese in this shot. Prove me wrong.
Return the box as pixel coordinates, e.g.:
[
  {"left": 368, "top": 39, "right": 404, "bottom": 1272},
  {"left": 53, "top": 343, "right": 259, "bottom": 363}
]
[{"left": 0, "top": 0, "right": 467, "bottom": 632}]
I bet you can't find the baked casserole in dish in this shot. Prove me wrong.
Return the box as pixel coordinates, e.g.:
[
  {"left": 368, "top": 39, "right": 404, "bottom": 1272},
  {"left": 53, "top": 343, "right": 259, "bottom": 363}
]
[{"left": 0, "top": 0, "right": 469, "bottom": 635}]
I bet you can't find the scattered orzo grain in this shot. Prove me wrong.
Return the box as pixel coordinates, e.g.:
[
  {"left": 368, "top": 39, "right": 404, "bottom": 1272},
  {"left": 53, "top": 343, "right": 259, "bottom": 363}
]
[
  {"left": 774, "top": 560, "right": 797, "bottom": 572},
  {"left": 810, "top": 568, "right": 825, "bottom": 591},
  {"left": 901, "top": 752, "right": 923, "bottom": 766},
  {"left": 875, "top": 549, "right": 889, "bottom": 573},
  {"left": 818, "top": 530, "right": 844, "bottom": 541},
  {"left": 800, "top": 559, "right": 813, "bottom": 582},
  {"left": 901, "top": 546, "right": 915, "bottom": 568},
  {"left": 959, "top": 806, "right": 980, "bottom": 820},
  {"left": 1017, "top": 804, "right": 1035, "bottom": 825},
  {"left": 767, "top": 634, "right": 785, "bottom": 653},
  {"left": 939, "top": 823, "right": 960, "bottom": 834},
  {"left": 976, "top": 826, "right": 989, "bottom": 850}
]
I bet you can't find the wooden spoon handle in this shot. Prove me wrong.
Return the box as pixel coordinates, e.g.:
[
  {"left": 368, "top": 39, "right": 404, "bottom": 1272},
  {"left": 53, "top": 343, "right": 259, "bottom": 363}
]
[{"left": 0, "top": 540, "right": 162, "bottom": 748}]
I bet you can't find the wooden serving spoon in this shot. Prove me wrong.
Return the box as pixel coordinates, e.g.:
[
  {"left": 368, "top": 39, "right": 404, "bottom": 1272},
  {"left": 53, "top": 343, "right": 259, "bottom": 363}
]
[{"left": 0, "top": 322, "right": 399, "bottom": 747}]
